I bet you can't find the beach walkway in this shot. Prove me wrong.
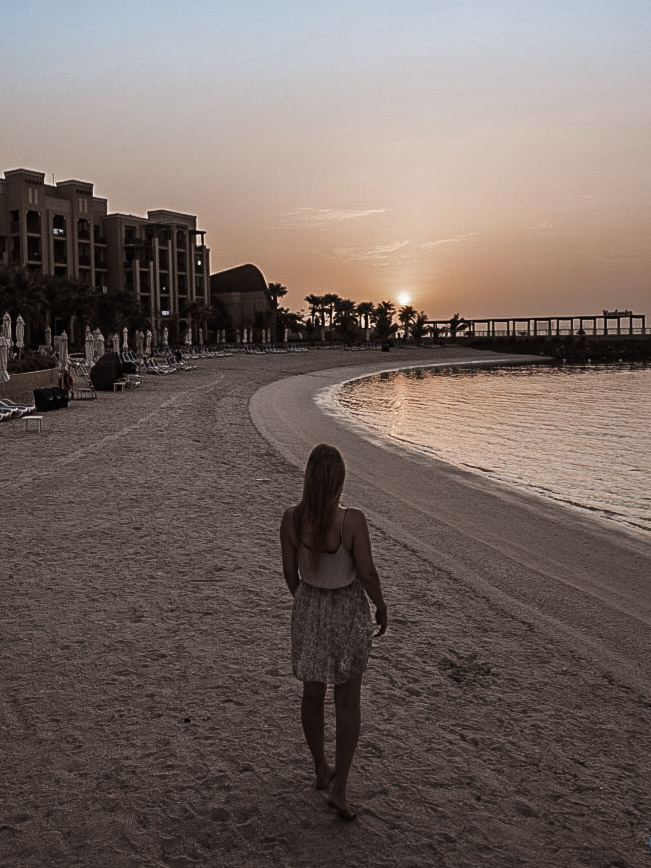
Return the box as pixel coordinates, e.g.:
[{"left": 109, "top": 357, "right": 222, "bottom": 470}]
[{"left": 2, "top": 347, "right": 650, "bottom": 868}]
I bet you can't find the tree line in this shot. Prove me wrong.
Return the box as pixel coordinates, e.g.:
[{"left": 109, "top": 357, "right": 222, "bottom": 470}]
[{"left": 1, "top": 263, "right": 469, "bottom": 348}]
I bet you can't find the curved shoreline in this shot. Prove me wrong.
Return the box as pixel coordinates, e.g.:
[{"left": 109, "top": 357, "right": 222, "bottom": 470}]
[
  {"left": 318, "top": 363, "right": 650, "bottom": 538},
  {"left": 251, "top": 351, "right": 651, "bottom": 696}
]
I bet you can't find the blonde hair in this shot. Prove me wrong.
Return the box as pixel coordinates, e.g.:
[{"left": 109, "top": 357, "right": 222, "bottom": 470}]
[{"left": 294, "top": 444, "right": 346, "bottom": 569}]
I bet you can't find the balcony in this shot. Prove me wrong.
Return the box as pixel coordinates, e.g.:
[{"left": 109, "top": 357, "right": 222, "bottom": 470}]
[
  {"left": 10, "top": 221, "right": 20, "bottom": 234},
  {"left": 79, "top": 255, "right": 91, "bottom": 266},
  {"left": 93, "top": 232, "right": 107, "bottom": 245},
  {"left": 78, "top": 230, "right": 90, "bottom": 240}
]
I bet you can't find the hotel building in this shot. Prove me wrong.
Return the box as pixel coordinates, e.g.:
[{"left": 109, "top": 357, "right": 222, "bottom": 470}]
[{"left": 0, "top": 168, "right": 210, "bottom": 333}]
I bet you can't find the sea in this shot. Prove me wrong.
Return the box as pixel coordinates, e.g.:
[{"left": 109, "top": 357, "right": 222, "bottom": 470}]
[{"left": 326, "top": 362, "right": 651, "bottom": 536}]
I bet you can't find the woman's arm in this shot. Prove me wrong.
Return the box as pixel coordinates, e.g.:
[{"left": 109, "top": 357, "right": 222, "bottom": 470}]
[
  {"left": 350, "top": 509, "right": 388, "bottom": 636},
  {"left": 280, "top": 508, "right": 300, "bottom": 597}
]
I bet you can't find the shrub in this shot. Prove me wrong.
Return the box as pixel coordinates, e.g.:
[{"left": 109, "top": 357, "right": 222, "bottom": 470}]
[{"left": 7, "top": 353, "right": 57, "bottom": 374}]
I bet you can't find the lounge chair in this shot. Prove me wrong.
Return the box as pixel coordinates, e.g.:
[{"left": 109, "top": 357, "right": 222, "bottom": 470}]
[
  {"left": 0, "top": 400, "right": 27, "bottom": 419},
  {"left": 0, "top": 398, "right": 36, "bottom": 416}
]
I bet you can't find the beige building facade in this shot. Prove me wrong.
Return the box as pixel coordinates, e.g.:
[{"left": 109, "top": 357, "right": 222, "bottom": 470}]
[{"left": 0, "top": 168, "right": 210, "bottom": 333}]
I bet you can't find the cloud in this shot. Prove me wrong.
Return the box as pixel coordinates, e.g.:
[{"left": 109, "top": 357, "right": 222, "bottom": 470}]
[
  {"left": 330, "top": 241, "right": 409, "bottom": 262},
  {"left": 283, "top": 207, "right": 386, "bottom": 225},
  {"left": 422, "top": 232, "right": 477, "bottom": 247}
]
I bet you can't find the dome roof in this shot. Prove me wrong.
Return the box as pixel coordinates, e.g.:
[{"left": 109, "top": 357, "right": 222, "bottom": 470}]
[{"left": 210, "top": 263, "right": 267, "bottom": 295}]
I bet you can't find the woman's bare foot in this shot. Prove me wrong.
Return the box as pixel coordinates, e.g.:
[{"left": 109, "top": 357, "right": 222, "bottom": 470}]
[
  {"left": 315, "top": 762, "right": 335, "bottom": 790},
  {"left": 326, "top": 791, "right": 358, "bottom": 820}
]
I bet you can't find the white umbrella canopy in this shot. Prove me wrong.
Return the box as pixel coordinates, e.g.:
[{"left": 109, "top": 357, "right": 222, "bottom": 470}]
[
  {"left": 2, "top": 312, "right": 12, "bottom": 345},
  {"left": 145, "top": 329, "right": 152, "bottom": 356},
  {"left": 122, "top": 327, "right": 129, "bottom": 352},
  {"left": 135, "top": 329, "right": 144, "bottom": 357},
  {"left": 44, "top": 326, "right": 52, "bottom": 348},
  {"left": 85, "top": 329, "right": 95, "bottom": 366},
  {"left": 112, "top": 332, "right": 120, "bottom": 354},
  {"left": 162, "top": 326, "right": 168, "bottom": 347},
  {"left": 59, "top": 331, "right": 69, "bottom": 369},
  {"left": 0, "top": 334, "right": 9, "bottom": 383}
]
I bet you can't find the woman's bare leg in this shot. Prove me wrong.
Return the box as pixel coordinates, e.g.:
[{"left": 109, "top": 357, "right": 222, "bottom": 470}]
[
  {"left": 329, "top": 674, "right": 362, "bottom": 819},
  {"left": 301, "top": 681, "right": 333, "bottom": 787}
]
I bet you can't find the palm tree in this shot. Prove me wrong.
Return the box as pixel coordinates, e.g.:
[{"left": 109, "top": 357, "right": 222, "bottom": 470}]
[
  {"left": 333, "top": 299, "right": 359, "bottom": 344},
  {"left": 0, "top": 264, "right": 46, "bottom": 348},
  {"left": 265, "top": 282, "right": 288, "bottom": 343},
  {"left": 398, "top": 304, "right": 417, "bottom": 340},
  {"left": 184, "top": 299, "right": 209, "bottom": 344},
  {"left": 322, "top": 293, "right": 340, "bottom": 334},
  {"left": 304, "top": 293, "right": 323, "bottom": 327},
  {"left": 373, "top": 300, "right": 398, "bottom": 342},
  {"left": 410, "top": 312, "right": 429, "bottom": 346},
  {"left": 356, "top": 301, "right": 374, "bottom": 331},
  {"left": 448, "top": 312, "right": 468, "bottom": 342},
  {"left": 45, "top": 277, "right": 98, "bottom": 347},
  {"left": 277, "top": 306, "right": 304, "bottom": 338}
]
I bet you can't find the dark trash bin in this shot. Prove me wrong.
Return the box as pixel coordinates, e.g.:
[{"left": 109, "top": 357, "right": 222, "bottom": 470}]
[{"left": 33, "top": 386, "right": 69, "bottom": 411}]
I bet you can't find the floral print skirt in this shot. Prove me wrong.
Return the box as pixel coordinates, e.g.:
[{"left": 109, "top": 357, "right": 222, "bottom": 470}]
[{"left": 291, "top": 578, "right": 374, "bottom": 685}]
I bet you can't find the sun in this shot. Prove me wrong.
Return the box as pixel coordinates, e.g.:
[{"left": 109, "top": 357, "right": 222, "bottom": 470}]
[{"left": 396, "top": 291, "right": 411, "bottom": 306}]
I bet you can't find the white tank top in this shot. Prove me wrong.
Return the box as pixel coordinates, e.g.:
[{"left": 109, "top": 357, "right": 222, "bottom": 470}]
[{"left": 298, "top": 508, "right": 357, "bottom": 590}]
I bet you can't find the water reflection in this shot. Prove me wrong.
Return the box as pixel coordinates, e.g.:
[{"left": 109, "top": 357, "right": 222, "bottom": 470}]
[{"left": 334, "top": 363, "right": 651, "bottom": 534}]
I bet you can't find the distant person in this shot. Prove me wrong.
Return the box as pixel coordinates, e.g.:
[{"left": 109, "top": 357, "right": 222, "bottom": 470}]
[{"left": 280, "top": 444, "right": 388, "bottom": 820}]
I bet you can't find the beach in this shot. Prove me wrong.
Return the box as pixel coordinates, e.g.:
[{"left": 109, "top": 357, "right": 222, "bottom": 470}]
[{"left": 2, "top": 345, "right": 650, "bottom": 868}]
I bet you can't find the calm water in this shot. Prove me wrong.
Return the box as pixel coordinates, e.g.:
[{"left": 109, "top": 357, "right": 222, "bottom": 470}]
[{"left": 329, "top": 363, "right": 651, "bottom": 535}]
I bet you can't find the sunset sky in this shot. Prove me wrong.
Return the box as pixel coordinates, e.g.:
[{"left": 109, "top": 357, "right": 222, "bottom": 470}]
[{"left": 2, "top": 0, "right": 650, "bottom": 319}]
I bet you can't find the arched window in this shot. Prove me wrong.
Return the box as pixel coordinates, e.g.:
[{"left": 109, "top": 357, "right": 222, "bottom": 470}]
[{"left": 52, "top": 214, "right": 66, "bottom": 237}]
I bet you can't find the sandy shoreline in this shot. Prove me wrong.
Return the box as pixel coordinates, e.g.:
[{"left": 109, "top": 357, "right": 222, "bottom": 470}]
[{"left": 2, "top": 346, "right": 650, "bottom": 868}]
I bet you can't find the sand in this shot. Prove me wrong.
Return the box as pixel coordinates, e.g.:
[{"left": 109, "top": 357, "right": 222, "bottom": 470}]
[{"left": 1, "top": 346, "right": 650, "bottom": 868}]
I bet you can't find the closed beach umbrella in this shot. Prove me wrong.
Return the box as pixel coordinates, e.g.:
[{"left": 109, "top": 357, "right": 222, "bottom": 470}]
[
  {"left": 243, "top": 327, "right": 248, "bottom": 344},
  {"left": 94, "top": 329, "right": 105, "bottom": 359},
  {"left": 122, "top": 327, "right": 129, "bottom": 353},
  {"left": 198, "top": 328, "right": 204, "bottom": 346},
  {"left": 185, "top": 327, "right": 192, "bottom": 346},
  {"left": 145, "top": 329, "right": 152, "bottom": 356},
  {"left": 85, "top": 329, "right": 95, "bottom": 366},
  {"left": 236, "top": 329, "right": 241, "bottom": 344},
  {"left": 0, "top": 334, "right": 9, "bottom": 383},
  {"left": 162, "top": 326, "right": 168, "bottom": 348},
  {"left": 284, "top": 327, "right": 289, "bottom": 343},
  {"left": 44, "top": 326, "right": 52, "bottom": 348},
  {"left": 135, "top": 329, "right": 144, "bottom": 357},
  {"left": 221, "top": 329, "right": 226, "bottom": 344},
  {"left": 2, "top": 312, "right": 12, "bottom": 345},
  {"left": 112, "top": 332, "right": 120, "bottom": 354},
  {"left": 15, "top": 315, "right": 25, "bottom": 359},
  {"left": 59, "top": 331, "right": 69, "bottom": 369}
]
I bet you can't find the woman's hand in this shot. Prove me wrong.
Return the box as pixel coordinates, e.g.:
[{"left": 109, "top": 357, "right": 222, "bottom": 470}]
[{"left": 374, "top": 605, "right": 388, "bottom": 637}]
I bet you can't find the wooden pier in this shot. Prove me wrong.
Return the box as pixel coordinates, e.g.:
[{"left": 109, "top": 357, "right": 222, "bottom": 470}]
[{"left": 428, "top": 310, "right": 647, "bottom": 338}]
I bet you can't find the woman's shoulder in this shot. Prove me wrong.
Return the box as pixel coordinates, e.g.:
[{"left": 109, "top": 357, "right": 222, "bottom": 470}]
[
  {"left": 342, "top": 506, "right": 367, "bottom": 528},
  {"left": 282, "top": 505, "right": 299, "bottom": 525}
]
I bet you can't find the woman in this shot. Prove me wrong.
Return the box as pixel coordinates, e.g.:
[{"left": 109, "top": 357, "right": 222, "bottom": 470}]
[{"left": 280, "top": 443, "right": 388, "bottom": 820}]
